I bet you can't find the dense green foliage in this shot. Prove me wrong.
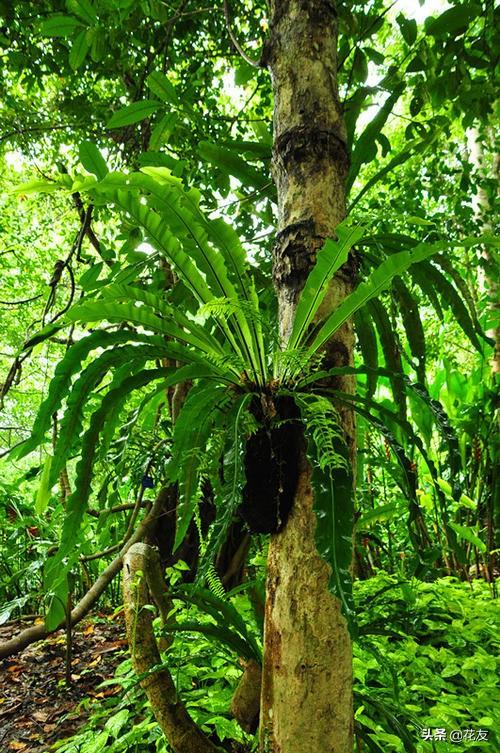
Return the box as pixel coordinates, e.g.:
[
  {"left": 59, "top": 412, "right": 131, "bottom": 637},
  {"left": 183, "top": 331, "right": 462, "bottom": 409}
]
[
  {"left": 48, "top": 573, "right": 499, "bottom": 753},
  {"left": 0, "top": 0, "right": 498, "bottom": 751}
]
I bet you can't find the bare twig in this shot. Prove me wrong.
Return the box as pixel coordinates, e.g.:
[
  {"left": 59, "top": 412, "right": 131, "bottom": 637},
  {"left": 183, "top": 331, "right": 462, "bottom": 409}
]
[
  {"left": 0, "top": 294, "right": 43, "bottom": 306},
  {"left": 223, "top": 0, "right": 261, "bottom": 68}
]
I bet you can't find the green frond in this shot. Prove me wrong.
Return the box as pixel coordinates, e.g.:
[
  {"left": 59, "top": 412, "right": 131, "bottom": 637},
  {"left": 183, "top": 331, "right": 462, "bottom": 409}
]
[{"left": 295, "top": 392, "right": 356, "bottom": 635}]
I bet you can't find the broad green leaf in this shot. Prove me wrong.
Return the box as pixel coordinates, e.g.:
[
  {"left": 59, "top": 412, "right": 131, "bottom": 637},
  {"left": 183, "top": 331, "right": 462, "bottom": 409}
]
[
  {"left": 11, "top": 179, "right": 60, "bottom": 196},
  {"left": 49, "top": 347, "right": 152, "bottom": 482},
  {"left": 357, "top": 503, "right": 400, "bottom": 529},
  {"left": 90, "top": 26, "right": 106, "bottom": 61},
  {"left": 288, "top": 222, "right": 364, "bottom": 351},
  {"left": 406, "top": 215, "right": 435, "bottom": 227},
  {"left": 198, "top": 141, "right": 273, "bottom": 197},
  {"left": 35, "top": 455, "right": 53, "bottom": 515},
  {"left": 426, "top": 5, "right": 480, "bottom": 37},
  {"left": 448, "top": 523, "right": 486, "bottom": 553},
  {"left": 44, "top": 574, "right": 72, "bottom": 632},
  {"left": 79, "top": 140, "right": 108, "bottom": 179},
  {"left": 306, "top": 242, "right": 441, "bottom": 358},
  {"left": 79, "top": 261, "right": 103, "bottom": 290},
  {"left": 346, "top": 84, "right": 405, "bottom": 194},
  {"left": 368, "top": 299, "right": 406, "bottom": 423},
  {"left": 354, "top": 311, "right": 378, "bottom": 398},
  {"left": 149, "top": 112, "right": 178, "bottom": 150},
  {"left": 417, "top": 260, "right": 483, "bottom": 351},
  {"left": 105, "top": 709, "right": 129, "bottom": 738},
  {"left": 146, "top": 71, "right": 179, "bottom": 104},
  {"left": 409, "top": 382, "right": 462, "bottom": 490},
  {"left": 392, "top": 279, "right": 426, "bottom": 384},
  {"left": 433, "top": 255, "right": 484, "bottom": 340},
  {"left": 65, "top": 299, "right": 223, "bottom": 355},
  {"left": 352, "top": 49, "right": 368, "bottom": 83},
  {"left": 97, "top": 283, "right": 224, "bottom": 353},
  {"left": 344, "top": 86, "right": 375, "bottom": 153},
  {"left": 39, "top": 15, "right": 82, "bottom": 37},
  {"left": 218, "top": 138, "right": 271, "bottom": 160},
  {"left": 396, "top": 14, "right": 417, "bottom": 45},
  {"left": 66, "top": 0, "right": 97, "bottom": 25},
  {"left": 106, "top": 100, "right": 161, "bottom": 129},
  {"left": 69, "top": 29, "right": 90, "bottom": 70}
]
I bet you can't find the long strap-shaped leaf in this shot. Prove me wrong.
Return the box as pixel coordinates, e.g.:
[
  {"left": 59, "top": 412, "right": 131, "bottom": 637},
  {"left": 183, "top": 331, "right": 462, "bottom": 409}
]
[
  {"left": 303, "top": 242, "right": 442, "bottom": 362},
  {"left": 392, "top": 278, "right": 427, "bottom": 384},
  {"left": 110, "top": 185, "right": 261, "bottom": 382},
  {"left": 299, "top": 364, "right": 461, "bottom": 487},
  {"left": 346, "top": 83, "right": 404, "bottom": 195},
  {"left": 143, "top": 176, "right": 265, "bottom": 383},
  {"left": 198, "top": 215, "right": 268, "bottom": 383},
  {"left": 287, "top": 222, "right": 364, "bottom": 352},
  {"left": 412, "top": 259, "right": 484, "bottom": 352},
  {"left": 295, "top": 393, "right": 356, "bottom": 636},
  {"left": 46, "top": 365, "right": 218, "bottom": 594},
  {"left": 98, "top": 283, "right": 229, "bottom": 354},
  {"left": 50, "top": 344, "right": 212, "bottom": 483},
  {"left": 123, "top": 173, "right": 265, "bottom": 382},
  {"left": 13, "top": 330, "right": 161, "bottom": 460},
  {"left": 316, "top": 384, "right": 451, "bottom": 514},
  {"left": 353, "top": 310, "right": 378, "bottom": 398},
  {"left": 66, "top": 299, "right": 232, "bottom": 363},
  {"left": 368, "top": 299, "right": 407, "bottom": 423}
]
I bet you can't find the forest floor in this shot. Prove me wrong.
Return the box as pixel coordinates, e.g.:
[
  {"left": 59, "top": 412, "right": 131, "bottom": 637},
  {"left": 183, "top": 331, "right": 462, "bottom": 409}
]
[{"left": 0, "top": 613, "right": 128, "bottom": 752}]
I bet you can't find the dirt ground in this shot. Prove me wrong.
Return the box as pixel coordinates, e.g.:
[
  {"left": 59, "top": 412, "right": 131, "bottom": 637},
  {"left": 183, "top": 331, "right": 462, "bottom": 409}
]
[{"left": 0, "top": 613, "right": 128, "bottom": 752}]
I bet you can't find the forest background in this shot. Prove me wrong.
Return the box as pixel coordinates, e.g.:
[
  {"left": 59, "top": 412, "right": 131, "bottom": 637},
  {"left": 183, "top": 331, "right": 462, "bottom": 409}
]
[{"left": 0, "top": 1, "right": 498, "bottom": 752}]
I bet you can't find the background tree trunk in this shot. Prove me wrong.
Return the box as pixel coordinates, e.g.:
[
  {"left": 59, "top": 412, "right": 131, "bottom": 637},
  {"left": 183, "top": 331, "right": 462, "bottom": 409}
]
[{"left": 260, "top": 2, "right": 355, "bottom": 751}]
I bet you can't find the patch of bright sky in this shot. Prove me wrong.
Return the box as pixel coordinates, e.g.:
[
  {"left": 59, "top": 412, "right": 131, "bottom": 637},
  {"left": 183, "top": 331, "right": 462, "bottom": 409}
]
[{"left": 396, "top": 0, "right": 449, "bottom": 23}]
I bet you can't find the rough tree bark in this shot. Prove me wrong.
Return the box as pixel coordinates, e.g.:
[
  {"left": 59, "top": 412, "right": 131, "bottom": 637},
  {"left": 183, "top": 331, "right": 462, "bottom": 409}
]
[
  {"left": 259, "top": 2, "right": 356, "bottom": 752},
  {"left": 123, "top": 543, "right": 222, "bottom": 753}
]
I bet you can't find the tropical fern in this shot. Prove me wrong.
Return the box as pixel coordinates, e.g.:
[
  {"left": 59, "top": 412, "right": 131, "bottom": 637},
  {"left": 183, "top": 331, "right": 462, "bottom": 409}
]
[{"left": 12, "top": 164, "right": 495, "bottom": 632}]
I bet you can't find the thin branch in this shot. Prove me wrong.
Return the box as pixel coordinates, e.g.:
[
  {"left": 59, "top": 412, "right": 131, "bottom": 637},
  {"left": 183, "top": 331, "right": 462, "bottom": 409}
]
[
  {"left": 223, "top": 0, "right": 261, "bottom": 68},
  {"left": 0, "top": 489, "right": 169, "bottom": 660},
  {"left": 0, "top": 294, "right": 43, "bottom": 306},
  {"left": 337, "top": 0, "right": 398, "bottom": 72},
  {"left": 86, "top": 502, "right": 148, "bottom": 518}
]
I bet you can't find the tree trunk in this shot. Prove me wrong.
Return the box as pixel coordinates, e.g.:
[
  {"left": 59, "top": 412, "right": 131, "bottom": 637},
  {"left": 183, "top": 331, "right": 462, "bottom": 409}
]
[
  {"left": 123, "top": 543, "right": 221, "bottom": 753},
  {"left": 260, "top": 3, "right": 355, "bottom": 752}
]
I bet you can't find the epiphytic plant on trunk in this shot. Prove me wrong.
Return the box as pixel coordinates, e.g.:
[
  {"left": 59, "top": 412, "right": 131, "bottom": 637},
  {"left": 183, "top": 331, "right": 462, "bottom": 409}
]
[{"left": 12, "top": 164, "right": 445, "bottom": 633}]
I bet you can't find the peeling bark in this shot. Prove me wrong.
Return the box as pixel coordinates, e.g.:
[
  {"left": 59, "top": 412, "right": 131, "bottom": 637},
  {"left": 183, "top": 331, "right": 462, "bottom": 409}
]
[{"left": 260, "top": 2, "right": 355, "bottom": 751}]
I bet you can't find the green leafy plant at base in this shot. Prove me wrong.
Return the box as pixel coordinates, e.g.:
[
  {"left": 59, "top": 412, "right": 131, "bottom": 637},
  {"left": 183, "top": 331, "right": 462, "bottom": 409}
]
[{"left": 49, "top": 574, "right": 499, "bottom": 753}]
